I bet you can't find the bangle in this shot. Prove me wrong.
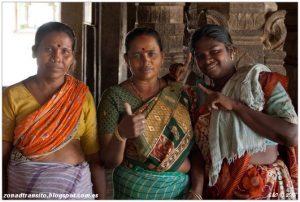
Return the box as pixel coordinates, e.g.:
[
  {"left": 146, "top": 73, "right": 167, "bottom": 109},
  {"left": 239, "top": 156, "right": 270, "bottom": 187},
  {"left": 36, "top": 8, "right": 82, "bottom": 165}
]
[
  {"left": 188, "top": 190, "right": 203, "bottom": 200},
  {"left": 114, "top": 127, "right": 127, "bottom": 142}
]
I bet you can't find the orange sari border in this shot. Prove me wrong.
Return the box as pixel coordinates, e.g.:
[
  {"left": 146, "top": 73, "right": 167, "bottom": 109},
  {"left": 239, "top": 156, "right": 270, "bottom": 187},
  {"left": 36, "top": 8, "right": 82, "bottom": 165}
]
[{"left": 13, "top": 75, "right": 88, "bottom": 159}]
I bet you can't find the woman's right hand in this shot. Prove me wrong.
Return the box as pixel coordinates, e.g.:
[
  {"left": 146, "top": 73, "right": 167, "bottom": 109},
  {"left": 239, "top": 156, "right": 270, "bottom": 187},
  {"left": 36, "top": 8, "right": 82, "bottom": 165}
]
[
  {"left": 118, "top": 103, "right": 146, "bottom": 139},
  {"left": 198, "top": 83, "right": 239, "bottom": 111}
]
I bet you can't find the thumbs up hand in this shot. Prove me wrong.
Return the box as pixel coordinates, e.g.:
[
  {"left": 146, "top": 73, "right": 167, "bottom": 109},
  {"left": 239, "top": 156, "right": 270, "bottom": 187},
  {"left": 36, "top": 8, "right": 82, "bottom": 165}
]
[
  {"left": 124, "top": 102, "right": 133, "bottom": 115},
  {"left": 198, "top": 83, "right": 238, "bottom": 111},
  {"left": 118, "top": 102, "right": 146, "bottom": 139}
]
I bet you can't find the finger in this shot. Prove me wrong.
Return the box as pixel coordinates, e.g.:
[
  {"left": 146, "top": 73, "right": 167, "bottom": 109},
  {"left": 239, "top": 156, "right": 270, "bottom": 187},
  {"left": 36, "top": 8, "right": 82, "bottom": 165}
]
[
  {"left": 135, "top": 123, "right": 146, "bottom": 132},
  {"left": 124, "top": 102, "right": 133, "bottom": 115},
  {"left": 133, "top": 114, "right": 146, "bottom": 122},
  {"left": 198, "top": 83, "right": 213, "bottom": 95},
  {"left": 174, "top": 66, "right": 183, "bottom": 80},
  {"left": 211, "top": 102, "right": 219, "bottom": 110},
  {"left": 178, "top": 70, "right": 187, "bottom": 82},
  {"left": 134, "top": 126, "right": 145, "bottom": 137},
  {"left": 183, "top": 52, "right": 192, "bottom": 69}
]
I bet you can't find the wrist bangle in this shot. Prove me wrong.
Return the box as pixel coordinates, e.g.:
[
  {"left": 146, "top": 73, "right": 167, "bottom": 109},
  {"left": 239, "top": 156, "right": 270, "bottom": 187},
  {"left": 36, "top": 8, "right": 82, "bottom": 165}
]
[
  {"left": 188, "top": 190, "right": 203, "bottom": 200},
  {"left": 114, "top": 127, "right": 127, "bottom": 142}
]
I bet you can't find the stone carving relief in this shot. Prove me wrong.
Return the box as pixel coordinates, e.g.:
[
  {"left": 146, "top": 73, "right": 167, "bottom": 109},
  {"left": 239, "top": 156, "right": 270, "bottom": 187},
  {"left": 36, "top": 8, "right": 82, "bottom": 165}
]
[
  {"left": 230, "top": 13, "right": 265, "bottom": 30},
  {"left": 185, "top": 9, "right": 228, "bottom": 41},
  {"left": 263, "top": 10, "right": 287, "bottom": 51}
]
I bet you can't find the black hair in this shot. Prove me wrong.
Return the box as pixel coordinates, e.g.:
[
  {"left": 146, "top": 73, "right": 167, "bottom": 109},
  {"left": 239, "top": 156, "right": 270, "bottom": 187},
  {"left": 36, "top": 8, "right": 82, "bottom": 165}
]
[
  {"left": 32, "top": 21, "right": 76, "bottom": 52},
  {"left": 190, "top": 24, "right": 233, "bottom": 54},
  {"left": 125, "top": 27, "right": 163, "bottom": 53}
]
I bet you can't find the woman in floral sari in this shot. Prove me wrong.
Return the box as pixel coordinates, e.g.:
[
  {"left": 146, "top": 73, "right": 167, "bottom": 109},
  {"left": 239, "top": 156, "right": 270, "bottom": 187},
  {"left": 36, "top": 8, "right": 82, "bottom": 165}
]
[
  {"left": 2, "top": 22, "right": 105, "bottom": 199},
  {"left": 98, "top": 27, "right": 203, "bottom": 199},
  {"left": 172, "top": 24, "right": 298, "bottom": 199}
]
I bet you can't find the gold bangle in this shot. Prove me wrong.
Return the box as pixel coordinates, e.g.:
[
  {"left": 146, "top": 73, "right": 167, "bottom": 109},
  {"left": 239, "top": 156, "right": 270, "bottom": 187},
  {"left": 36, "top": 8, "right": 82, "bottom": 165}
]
[
  {"left": 188, "top": 190, "right": 203, "bottom": 200},
  {"left": 114, "top": 127, "right": 127, "bottom": 142}
]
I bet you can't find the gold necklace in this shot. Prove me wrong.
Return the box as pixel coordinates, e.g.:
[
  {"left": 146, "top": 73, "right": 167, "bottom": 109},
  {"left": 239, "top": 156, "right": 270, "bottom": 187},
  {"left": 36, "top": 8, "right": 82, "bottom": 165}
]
[{"left": 130, "top": 78, "right": 160, "bottom": 101}]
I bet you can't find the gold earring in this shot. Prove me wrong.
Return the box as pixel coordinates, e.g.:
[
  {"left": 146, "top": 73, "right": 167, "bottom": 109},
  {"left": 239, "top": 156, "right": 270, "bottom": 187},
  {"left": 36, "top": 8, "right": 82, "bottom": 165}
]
[{"left": 231, "top": 54, "right": 234, "bottom": 61}]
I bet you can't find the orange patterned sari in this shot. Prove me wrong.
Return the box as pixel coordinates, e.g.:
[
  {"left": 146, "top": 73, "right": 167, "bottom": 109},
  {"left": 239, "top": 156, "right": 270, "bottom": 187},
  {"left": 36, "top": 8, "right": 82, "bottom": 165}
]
[
  {"left": 192, "top": 72, "right": 298, "bottom": 199},
  {"left": 13, "top": 75, "right": 88, "bottom": 159}
]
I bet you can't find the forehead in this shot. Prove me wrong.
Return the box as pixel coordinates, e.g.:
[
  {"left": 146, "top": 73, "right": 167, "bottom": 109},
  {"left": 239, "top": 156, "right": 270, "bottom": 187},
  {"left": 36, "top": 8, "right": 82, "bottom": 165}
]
[
  {"left": 128, "top": 35, "right": 160, "bottom": 51},
  {"left": 194, "top": 37, "right": 225, "bottom": 52},
  {"left": 39, "top": 32, "right": 73, "bottom": 47}
]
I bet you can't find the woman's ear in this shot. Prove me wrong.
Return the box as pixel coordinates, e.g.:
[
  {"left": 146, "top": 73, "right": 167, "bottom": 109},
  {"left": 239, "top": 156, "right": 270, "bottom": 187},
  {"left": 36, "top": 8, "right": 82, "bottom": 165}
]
[
  {"left": 67, "top": 59, "right": 76, "bottom": 75},
  {"left": 124, "top": 53, "right": 129, "bottom": 65},
  {"left": 124, "top": 53, "right": 133, "bottom": 73},
  {"left": 161, "top": 52, "right": 165, "bottom": 65},
  {"left": 32, "top": 46, "right": 37, "bottom": 58},
  {"left": 228, "top": 46, "right": 236, "bottom": 60}
]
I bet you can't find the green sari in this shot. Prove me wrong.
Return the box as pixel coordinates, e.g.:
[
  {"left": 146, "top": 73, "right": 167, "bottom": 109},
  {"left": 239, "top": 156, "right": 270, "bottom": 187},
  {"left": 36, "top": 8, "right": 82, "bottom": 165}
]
[{"left": 98, "top": 81, "right": 194, "bottom": 199}]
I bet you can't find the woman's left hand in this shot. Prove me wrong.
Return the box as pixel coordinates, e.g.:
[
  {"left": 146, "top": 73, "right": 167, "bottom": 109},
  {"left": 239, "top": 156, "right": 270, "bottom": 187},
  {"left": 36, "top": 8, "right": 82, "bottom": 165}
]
[
  {"left": 185, "top": 190, "right": 203, "bottom": 200},
  {"left": 198, "top": 83, "right": 239, "bottom": 111},
  {"left": 185, "top": 192, "right": 199, "bottom": 200},
  {"left": 168, "top": 52, "right": 192, "bottom": 82}
]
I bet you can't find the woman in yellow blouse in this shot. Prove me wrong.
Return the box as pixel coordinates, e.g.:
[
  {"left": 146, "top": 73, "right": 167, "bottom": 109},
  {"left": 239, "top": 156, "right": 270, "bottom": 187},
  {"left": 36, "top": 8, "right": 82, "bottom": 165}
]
[{"left": 2, "top": 22, "right": 105, "bottom": 199}]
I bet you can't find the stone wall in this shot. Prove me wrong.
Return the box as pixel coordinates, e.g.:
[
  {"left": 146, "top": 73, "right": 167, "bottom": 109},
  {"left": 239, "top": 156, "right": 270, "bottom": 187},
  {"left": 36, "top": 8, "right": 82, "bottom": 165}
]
[{"left": 136, "top": 3, "right": 186, "bottom": 76}]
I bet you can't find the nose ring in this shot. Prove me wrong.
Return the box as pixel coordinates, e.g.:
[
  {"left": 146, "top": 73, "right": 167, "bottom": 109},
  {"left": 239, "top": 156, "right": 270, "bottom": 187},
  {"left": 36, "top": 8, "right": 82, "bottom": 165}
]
[{"left": 51, "top": 58, "right": 55, "bottom": 63}]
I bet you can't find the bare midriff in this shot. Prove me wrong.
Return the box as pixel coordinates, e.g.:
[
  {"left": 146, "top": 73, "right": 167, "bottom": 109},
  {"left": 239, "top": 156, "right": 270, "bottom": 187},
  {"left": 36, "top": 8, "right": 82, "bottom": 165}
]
[
  {"left": 177, "top": 158, "right": 191, "bottom": 173},
  {"left": 35, "top": 139, "right": 85, "bottom": 165},
  {"left": 250, "top": 145, "right": 278, "bottom": 165}
]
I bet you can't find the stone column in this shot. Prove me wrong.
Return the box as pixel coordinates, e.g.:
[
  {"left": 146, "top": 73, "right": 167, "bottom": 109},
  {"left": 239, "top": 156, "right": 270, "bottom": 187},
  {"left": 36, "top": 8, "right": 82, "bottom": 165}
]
[
  {"left": 61, "top": 3, "right": 84, "bottom": 79},
  {"left": 136, "top": 3, "right": 185, "bottom": 76}
]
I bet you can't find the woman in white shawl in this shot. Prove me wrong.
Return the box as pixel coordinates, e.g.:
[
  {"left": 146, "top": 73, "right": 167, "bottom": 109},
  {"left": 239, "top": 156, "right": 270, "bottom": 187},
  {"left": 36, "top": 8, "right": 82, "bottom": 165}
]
[{"left": 171, "top": 24, "right": 297, "bottom": 199}]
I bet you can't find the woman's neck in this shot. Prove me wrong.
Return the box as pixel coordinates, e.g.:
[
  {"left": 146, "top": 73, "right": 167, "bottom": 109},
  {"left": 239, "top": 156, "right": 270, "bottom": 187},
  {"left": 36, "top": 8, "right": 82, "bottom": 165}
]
[
  {"left": 213, "top": 67, "right": 236, "bottom": 91},
  {"left": 130, "top": 77, "right": 161, "bottom": 101},
  {"left": 33, "top": 75, "right": 65, "bottom": 95},
  {"left": 23, "top": 75, "right": 66, "bottom": 106}
]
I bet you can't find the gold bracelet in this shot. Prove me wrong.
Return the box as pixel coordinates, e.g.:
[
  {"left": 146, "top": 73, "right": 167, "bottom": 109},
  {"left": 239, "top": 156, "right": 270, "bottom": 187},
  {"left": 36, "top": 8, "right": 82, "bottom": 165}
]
[
  {"left": 188, "top": 190, "right": 203, "bottom": 200},
  {"left": 114, "top": 127, "right": 127, "bottom": 142}
]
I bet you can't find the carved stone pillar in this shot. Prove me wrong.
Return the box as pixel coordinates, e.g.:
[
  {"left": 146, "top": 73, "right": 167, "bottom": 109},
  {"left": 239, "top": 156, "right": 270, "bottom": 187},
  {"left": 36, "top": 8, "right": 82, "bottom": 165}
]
[
  {"left": 186, "top": 2, "right": 287, "bottom": 75},
  {"left": 137, "top": 3, "right": 185, "bottom": 76}
]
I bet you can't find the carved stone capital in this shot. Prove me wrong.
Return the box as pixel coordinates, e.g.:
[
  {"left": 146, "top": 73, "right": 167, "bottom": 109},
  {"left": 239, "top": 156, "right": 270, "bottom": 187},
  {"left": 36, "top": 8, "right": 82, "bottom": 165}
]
[
  {"left": 186, "top": 9, "right": 228, "bottom": 34},
  {"left": 262, "top": 10, "right": 287, "bottom": 50}
]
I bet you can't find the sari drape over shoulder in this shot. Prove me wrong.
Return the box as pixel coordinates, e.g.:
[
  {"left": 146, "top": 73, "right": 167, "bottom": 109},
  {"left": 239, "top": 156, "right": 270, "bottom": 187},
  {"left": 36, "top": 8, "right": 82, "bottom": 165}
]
[
  {"left": 124, "top": 81, "right": 194, "bottom": 172},
  {"left": 5, "top": 75, "right": 95, "bottom": 198},
  {"left": 13, "top": 75, "right": 88, "bottom": 159}
]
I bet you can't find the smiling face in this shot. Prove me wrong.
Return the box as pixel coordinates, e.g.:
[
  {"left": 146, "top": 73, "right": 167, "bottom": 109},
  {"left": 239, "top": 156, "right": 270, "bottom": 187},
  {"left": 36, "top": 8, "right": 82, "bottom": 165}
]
[
  {"left": 124, "top": 35, "right": 164, "bottom": 81},
  {"left": 33, "top": 31, "right": 74, "bottom": 80},
  {"left": 194, "top": 36, "right": 235, "bottom": 81}
]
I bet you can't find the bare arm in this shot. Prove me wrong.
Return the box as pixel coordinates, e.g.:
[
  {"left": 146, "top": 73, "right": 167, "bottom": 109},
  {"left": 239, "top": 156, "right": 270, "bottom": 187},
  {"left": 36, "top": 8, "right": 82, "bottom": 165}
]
[
  {"left": 199, "top": 84, "right": 298, "bottom": 146},
  {"left": 100, "top": 103, "right": 146, "bottom": 168},
  {"left": 2, "top": 141, "right": 12, "bottom": 194},
  {"left": 186, "top": 146, "right": 205, "bottom": 199},
  {"left": 100, "top": 133, "right": 127, "bottom": 168},
  {"left": 232, "top": 102, "right": 297, "bottom": 146},
  {"left": 86, "top": 152, "right": 106, "bottom": 199}
]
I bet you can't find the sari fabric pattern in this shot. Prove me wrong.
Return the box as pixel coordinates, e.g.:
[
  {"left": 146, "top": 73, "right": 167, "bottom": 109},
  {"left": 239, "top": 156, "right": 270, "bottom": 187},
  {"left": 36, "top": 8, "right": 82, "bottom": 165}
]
[
  {"left": 7, "top": 160, "right": 94, "bottom": 199},
  {"left": 113, "top": 165, "right": 188, "bottom": 199},
  {"left": 13, "top": 75, "right": 88, "bottom": 159},
  {"left": 125, "top": 82, "right": 194, "bottom": 172},
  {"left": 188, "top": 68, "right": 298, "bottom": 199}
]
